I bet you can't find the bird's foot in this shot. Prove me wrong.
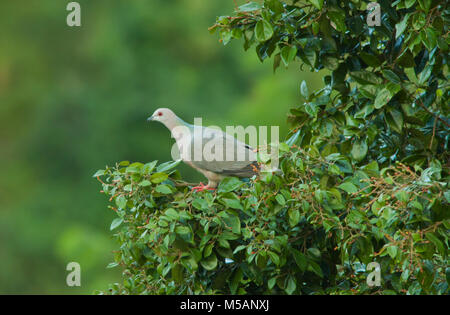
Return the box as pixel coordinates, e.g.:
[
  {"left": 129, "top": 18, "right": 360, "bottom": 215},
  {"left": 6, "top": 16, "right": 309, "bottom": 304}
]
[{"left": 192, "top": 182, "right": 215, "bottom": 192}]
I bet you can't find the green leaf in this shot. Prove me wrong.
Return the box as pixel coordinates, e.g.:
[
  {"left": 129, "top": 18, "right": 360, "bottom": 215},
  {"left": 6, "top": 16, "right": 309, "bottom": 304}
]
[
  {"left": 279, "top": 142, "right": 290, "bottom": 152},
  {"left": 307, "top": 261, "right": 323, "bottom": 277},
  {"left": 285, "top": 277, "right": 296, "bottom": 294},
  {"left": 230, "top": 268, "right": 243, "bottom": 294},
  {"left": 165, "top": 208, "right": 179, "bottom": 221},
  {"left": 292, "top": 250, "right": 307, "bottom": 271},
  {"left": 444, "top": 191, "right": 450, "bottom": 203},
  {"left": 192, "top": 198, "right": 209, "bottom": 210},
  {"left": 395, "top": 14, "right": 410, "bottom": 39},
  {"left": 322, "top": 55, "right": 339, "bottom": 70},
  {"left": 387, "top": 245, "right": 398, "bottom": 259},
  {"left": 115, "top": 195, "right": 127, "bottom": 209},
  {"left": 110, "top": 218, "right": 123, "bottom": 231},
  {"left": 156, "top": 160, "right": 181, "bottom": 172},
  {"left": 150, "top": 172, "right": 168, "bottom": 184},
  {"left": 142, "top": 161, "right": 158, "bottom": 174},
  {"left": 288, "top": 208, "right": 300, "bottom": 226},
  {"left": 300, "top": 80, "right": 309, "bottom": 99},
  {"left": 92, "top": 169, "right": 105, "bottom": 177},
  {"left": 118, "top": 161, "right": 130, "bottom": 166},
  {"left": 405, "top": 0, "right": 416, "bottom": 9},
  {"left": 280, "top": 46, "right": 297, "bottom": 66},
  {"left": 223, "top": 214, "right": 241, "bottom": 234},
  {"left": 218, "top": 177, "right": 243, "bottom": 193},
  {"left": 268, "top": 276, "right": 277, "bottom": 289},
  {"left": 254, "top": 20, "right": 274, "bottom": 42},
  {"left": 360, "top": 87, "right": 376, "bottom": 99},
  {"left": 387, "top": 109, "right": 403, "bottom": 133},
  {"left": 233, "top": 245, "right": 247, "bottom": 254},
  {"left": 304, "top": 102, "right": 318, "bottom": 118},
  {"left": 308, "top": 0, "right": 324, "bottom": 10},
  {"left": 338, "top": 182, "right": 358, "bottom": 194},
  {"left": 220, "top": 29, "right": 232, "bottom": 45},
  {"left": 307, "top": 248, "right": 321, "bottom": 258},
  {"left": 200, "top": 253, "right": 218, "bottom": 271},
  {"left": 237, "top": 2, "right": 261, "bottom": 12},
  {"left": 359, "top": 52, "right": 381, "bottom": 67},
  {"left": 301, "top": 47, "right": 316, "bottom": 67},
  {"left": 418, "top": 65, "right": 432, "bottom": 85},
  {"left": 155, "top": 184, "right": 173, "bottom": 194},
  {"left": 350, "top": 71, "right": 382, "bottom": 85},
  {"left": 394, "top": 190, "right": 409, "bottom": 203},
  {"left": 175, "top": 226, "right": 191, "bottom": 235},
  {"left": 328, "top": 163, "right": 342, "bottom": 175},
  {"left": 412, "top": 12, "right": 426, "bottom": 30},
  {"left": 268, "top": 251, "right": 280, "bottom": 266},
  {"left": 139, "top": 180, "right": 152, "bottom": 187},
  {"left": 171, "top": 264, "right": 183, "bottom": 283},
  {"left": 354, "top": 104, "right": 374, "bottom": 118},
  {"left": 222, "top": 198, "right": 243, "bottom": 210},
  {"left": 327, "top": 9, "right": 346, "bottom": 32},
  {"left": 266, "top": 0, "right": 284, "bottom": 14},
  {"left": 351, "top": 139, "right": 368, "bottom": 162},
  {"left": 286, "top": 130, "right": 300, "bottom": 146},
  {"left": 382, "top": 70, "right": 401, "bottom": 84},
  {"left": 418, "top": 0, "right": 431, "bottom": 13},
  {"left": 106, "top": 262, "right": 119, "bottom": 269},
  {"left": 425, "top": 233, "right": 445, "bottom": 256},
  {"left": 422, "top": 28, "right": 437, "bottom": 51},
  {"left": 273, "top": 53, "right": 281, "bottom": 73},
  {"left": 386, "top": 82, "right": 401, "bottom": 96},
  {"left": 374, "top": 88, "right": 391, "bottom": 109},
  {"left": 125, "top": 162, "right": 143, "bottom": 173},
  {"left": 276, "top": 194, "right": 286, "bottom": 206},
  {"left": 231, "top": 28, "right": 242, "bottom": 40}
]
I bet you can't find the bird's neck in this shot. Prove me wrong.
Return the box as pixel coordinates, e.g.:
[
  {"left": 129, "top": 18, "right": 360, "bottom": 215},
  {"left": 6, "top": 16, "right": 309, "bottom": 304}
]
[
  {"left": 164, "top": 117, "right": 186, "bottom": 131},
  {"left": 166, "top": 118, "right": 193, "bottom": 146}
]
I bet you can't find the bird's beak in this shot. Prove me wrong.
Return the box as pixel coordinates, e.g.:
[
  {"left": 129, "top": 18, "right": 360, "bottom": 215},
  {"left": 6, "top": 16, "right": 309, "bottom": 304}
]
[{"left": 147, "top": 115, "right": 154, "bottom": 122}]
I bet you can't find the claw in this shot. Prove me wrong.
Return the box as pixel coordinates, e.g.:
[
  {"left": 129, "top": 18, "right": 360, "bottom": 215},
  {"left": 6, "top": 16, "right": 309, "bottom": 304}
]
[{"left": 192, "top": 182, "right": 215, "bottom": 192}]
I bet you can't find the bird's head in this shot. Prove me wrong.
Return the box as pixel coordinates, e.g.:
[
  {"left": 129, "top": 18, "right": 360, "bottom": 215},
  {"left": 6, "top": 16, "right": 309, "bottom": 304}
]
[{"left": 147, "top": 108, "right": 177, "bottom": 126}]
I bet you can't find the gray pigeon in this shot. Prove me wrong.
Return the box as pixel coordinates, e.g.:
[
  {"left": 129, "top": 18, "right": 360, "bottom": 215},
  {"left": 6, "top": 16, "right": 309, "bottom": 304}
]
[{"left": 148, "top": 108, "right": 258, "bottom": 191}]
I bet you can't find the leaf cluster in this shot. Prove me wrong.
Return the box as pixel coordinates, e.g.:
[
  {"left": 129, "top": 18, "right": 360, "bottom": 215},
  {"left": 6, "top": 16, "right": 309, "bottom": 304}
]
[
  {"left": 95, "top": 150, "right": 448, "bottom": 294},
  {"left": 96, "top": 0, "right": 449, "bottom": 295}
]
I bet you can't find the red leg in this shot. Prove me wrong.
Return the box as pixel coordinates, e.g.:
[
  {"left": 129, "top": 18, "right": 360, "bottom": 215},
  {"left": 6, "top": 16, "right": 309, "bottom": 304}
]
[{"left": 192, "top": 182, "right": 215, "bottom": 192}]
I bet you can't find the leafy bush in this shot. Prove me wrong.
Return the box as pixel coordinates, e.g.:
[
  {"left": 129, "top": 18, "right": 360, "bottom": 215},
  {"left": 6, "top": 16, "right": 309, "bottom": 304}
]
[
  {"left": 96, "top": 0, "right": 449, "bottom": 294},
  {"left": 95, "top": 152, "right": 448, "bottom": 294}
]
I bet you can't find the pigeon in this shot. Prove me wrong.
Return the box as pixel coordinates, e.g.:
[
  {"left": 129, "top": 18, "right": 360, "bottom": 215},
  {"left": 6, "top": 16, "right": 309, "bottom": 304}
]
[{"left": 148, "top": 108, "right": 259, "bottom": 191}]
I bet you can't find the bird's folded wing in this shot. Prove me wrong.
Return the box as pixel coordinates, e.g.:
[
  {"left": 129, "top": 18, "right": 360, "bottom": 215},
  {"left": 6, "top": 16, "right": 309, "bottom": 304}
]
[{"left": 187, "top": 127, "right": 257, "bottom": 177}]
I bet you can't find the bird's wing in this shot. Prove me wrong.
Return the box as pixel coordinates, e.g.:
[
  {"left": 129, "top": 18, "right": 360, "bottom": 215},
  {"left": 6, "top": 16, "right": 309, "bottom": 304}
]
[{"left": 187, "top": 126, "right": 258, "bottom": 177}]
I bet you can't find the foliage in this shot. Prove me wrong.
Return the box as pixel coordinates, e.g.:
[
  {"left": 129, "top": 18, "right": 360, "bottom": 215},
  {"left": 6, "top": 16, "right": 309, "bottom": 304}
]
[
  {"left": 97, "top": 151, "right": 448, "bottom": 294},
  {"left": 1, "top": 1, "right": 308, "bottom": 293},
  {"left": 97, "top": 0, "right": 449, "bottom": 294},
  {"left": 212, "top": 0, "right": 449, "bottom": 166}
]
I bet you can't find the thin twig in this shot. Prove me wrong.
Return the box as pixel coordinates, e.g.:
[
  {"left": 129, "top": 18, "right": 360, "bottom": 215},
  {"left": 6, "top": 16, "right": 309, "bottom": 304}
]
[
  {"left": 173, "top": 180, "right": 198, "bottom": 187},
  {"left": 429, "top": 116, "right": 438, "bottom": 150},
  {"left": 416, "top": 97, "right": 450, "bottom": 128}
]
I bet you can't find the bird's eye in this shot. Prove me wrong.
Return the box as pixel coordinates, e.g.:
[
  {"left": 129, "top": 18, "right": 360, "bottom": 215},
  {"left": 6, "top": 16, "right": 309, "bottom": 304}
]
[{"left": 158, "top": 112, "right": 163, "bottom": 116}]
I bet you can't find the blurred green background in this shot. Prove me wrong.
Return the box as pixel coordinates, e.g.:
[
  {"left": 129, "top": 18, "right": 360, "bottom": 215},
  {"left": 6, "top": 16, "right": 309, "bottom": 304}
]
[{"left": 0, "top": 0, "right": 322, "bottom": 294}]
